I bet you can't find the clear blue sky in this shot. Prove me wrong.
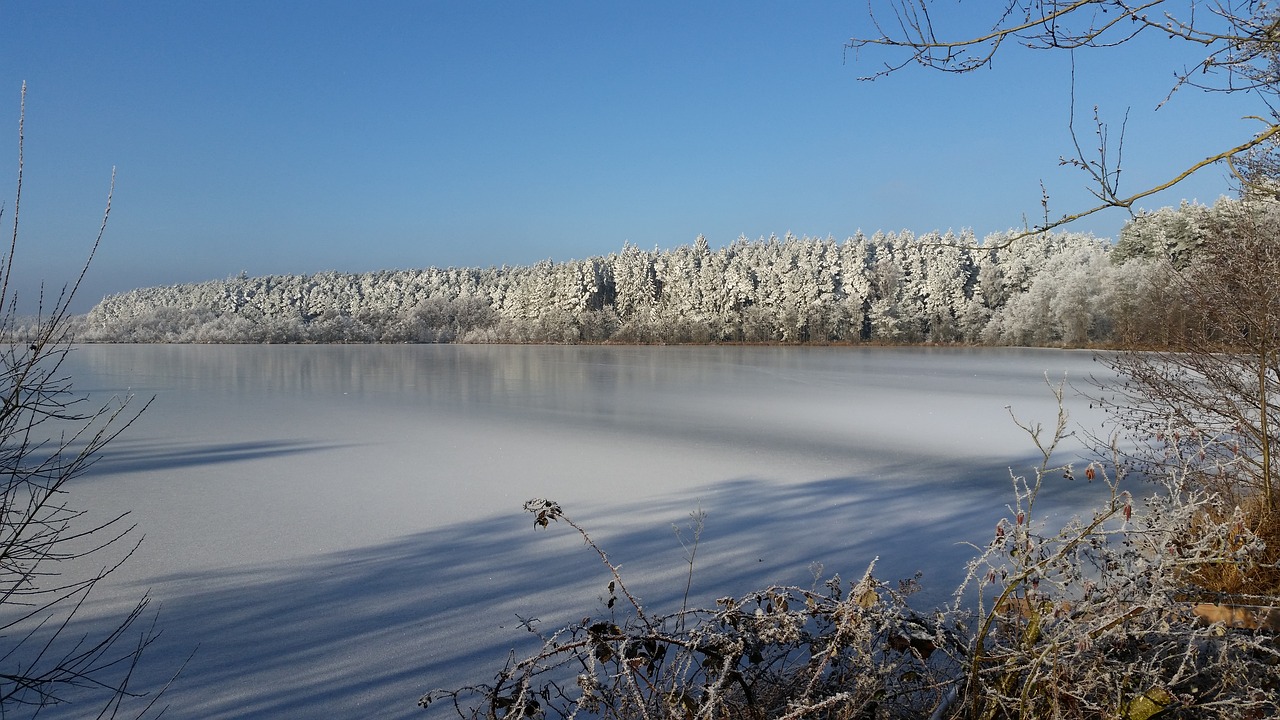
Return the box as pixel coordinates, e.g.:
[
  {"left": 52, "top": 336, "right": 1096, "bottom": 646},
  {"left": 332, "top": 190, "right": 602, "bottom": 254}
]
[{"left": 0, "top": 1, "right": 1260, "bottom": 311}]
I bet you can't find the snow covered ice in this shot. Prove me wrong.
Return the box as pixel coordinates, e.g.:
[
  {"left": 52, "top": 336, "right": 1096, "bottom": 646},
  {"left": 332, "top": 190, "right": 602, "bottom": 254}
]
[{"left": 46, "top": 344, "right": 1111, "bottom": 718}]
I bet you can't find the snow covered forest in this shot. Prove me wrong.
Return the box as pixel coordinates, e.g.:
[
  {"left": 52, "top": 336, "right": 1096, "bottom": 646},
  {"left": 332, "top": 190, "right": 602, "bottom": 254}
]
[{"left": 78, "top": 197, "right": 1254, "bottom": 346}]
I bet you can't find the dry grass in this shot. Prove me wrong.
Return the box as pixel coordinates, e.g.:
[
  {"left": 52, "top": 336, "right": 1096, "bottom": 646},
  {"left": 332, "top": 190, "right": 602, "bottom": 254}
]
[{"left": 1183, "top": 494, "right": 1280, "bottom": 597}]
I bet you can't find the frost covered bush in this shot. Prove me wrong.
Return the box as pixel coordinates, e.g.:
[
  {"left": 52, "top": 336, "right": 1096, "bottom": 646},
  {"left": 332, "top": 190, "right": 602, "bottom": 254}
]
[
  {"left": 947, "top": 393, "right": 1280, "bottom": 719},
  {"left": 1097, "top": 196, "right": 1280, "bottom": 598},
  {"left": 421, "top": 388, "right": 1280, "bottom": 719},
  {"left": 421, "top": 501, "right": 950, "bottom": 720}
]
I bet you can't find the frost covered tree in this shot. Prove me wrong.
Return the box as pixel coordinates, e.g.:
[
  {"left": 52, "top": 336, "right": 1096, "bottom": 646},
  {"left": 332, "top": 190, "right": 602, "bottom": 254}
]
[
  {"left": 1112, "top": 200, "right": 1214, "bottom": 267},
  {"left": 983, "top": 237, "right": 1112, "bottom": 345},
  {"left": 83, "top": 228, "right": 1137, "bottom": 347},
  {"left": 607, "top": 243, "right": 659, "bottom": 340}
]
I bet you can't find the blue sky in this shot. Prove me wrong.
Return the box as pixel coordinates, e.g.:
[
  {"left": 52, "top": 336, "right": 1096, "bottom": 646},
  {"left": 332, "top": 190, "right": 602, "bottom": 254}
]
[{"left": 0, "top": 1, "right": 1261, "bottom": 311}]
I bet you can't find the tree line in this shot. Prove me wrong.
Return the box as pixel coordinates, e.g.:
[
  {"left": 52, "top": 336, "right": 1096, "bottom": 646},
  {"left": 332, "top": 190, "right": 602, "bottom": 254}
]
[{"left": 76, "top": 196, "right": 1262, "bottom": 346}]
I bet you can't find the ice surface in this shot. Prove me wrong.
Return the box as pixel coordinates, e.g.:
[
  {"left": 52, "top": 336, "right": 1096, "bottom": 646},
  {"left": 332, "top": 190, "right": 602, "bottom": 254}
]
[{"left": 39, "top": 345, "right": 1114, "bottom": 718}]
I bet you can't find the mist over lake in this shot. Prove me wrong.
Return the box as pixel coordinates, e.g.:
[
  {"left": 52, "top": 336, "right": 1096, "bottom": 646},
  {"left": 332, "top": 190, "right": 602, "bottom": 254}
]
[{"left": 55, "top": 345, "right": 1114, "bottom": 719}]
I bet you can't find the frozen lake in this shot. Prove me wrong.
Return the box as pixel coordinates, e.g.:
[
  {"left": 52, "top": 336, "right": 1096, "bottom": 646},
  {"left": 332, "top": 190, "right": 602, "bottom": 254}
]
[{"left": 50, "top": 344, "right": 1114, "bottom": 718}]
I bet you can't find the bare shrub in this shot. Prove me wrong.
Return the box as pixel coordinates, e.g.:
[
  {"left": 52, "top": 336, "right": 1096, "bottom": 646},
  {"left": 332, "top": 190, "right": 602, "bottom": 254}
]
[{"left": 0, "top": 84, "right": 176, "bottom": 717}]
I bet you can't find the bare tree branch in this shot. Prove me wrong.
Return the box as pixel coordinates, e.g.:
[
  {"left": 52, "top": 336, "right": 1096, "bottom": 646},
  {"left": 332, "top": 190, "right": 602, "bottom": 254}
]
[{"left": 850, "top": 2, "right": 1280, "bottom": 245}]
